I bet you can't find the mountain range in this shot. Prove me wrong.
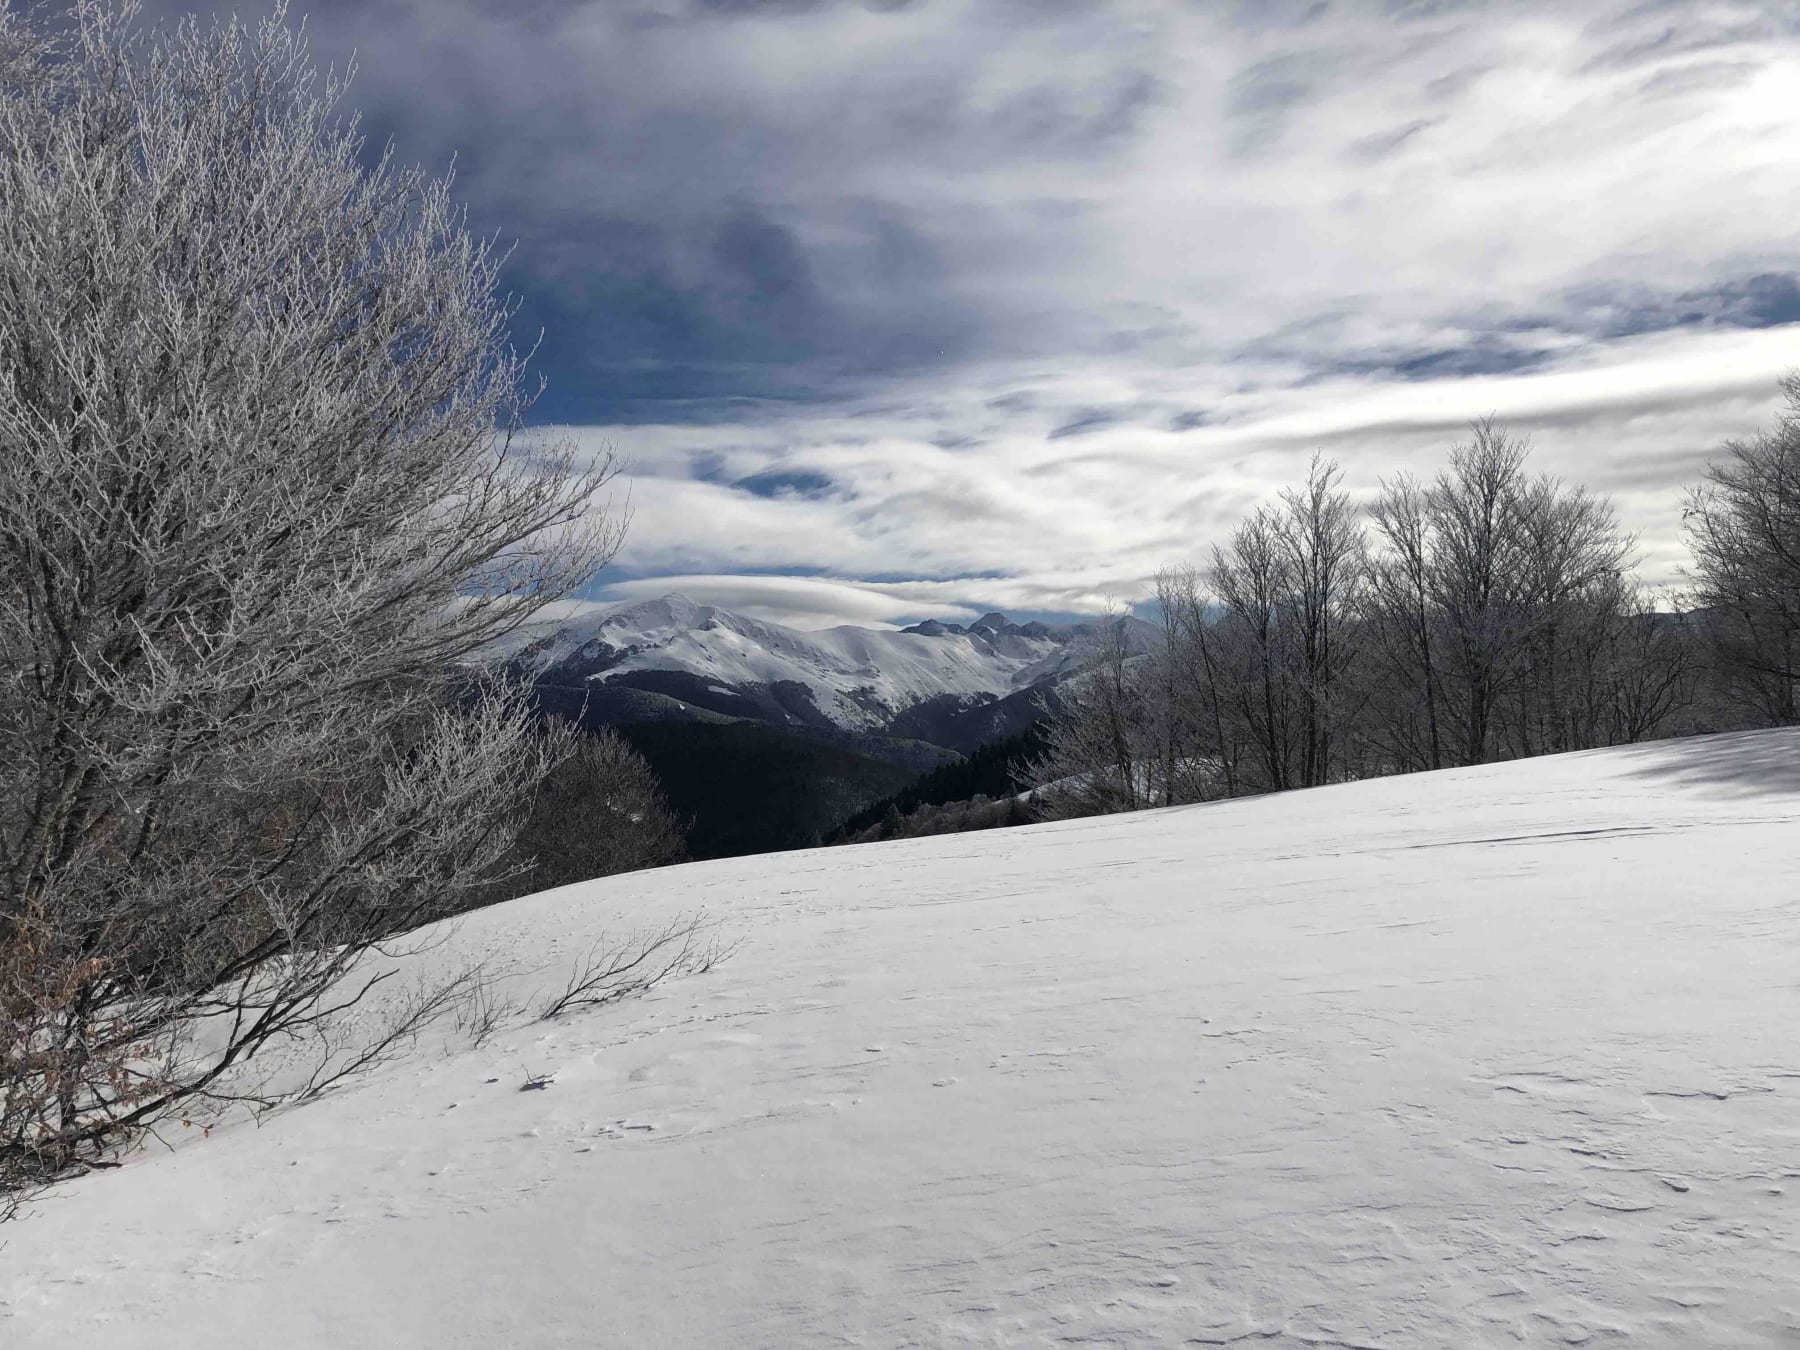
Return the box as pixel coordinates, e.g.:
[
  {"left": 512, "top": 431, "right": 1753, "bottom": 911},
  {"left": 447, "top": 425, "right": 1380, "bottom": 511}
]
[
  {"left": 481, "top": 595, "right": 1158, "bottom": 858},
  {"left": 496, "top": 594, "right": 1158, "bottom": 757}
]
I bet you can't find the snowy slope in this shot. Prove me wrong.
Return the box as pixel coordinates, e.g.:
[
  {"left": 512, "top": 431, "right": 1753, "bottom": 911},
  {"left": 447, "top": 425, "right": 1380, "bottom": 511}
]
[
  {"left": 6, "top": 730, "right": 1800, "bottom": 1347},
  {"left": 497, "top": 594, "right": 1146, "bottom": 732}
]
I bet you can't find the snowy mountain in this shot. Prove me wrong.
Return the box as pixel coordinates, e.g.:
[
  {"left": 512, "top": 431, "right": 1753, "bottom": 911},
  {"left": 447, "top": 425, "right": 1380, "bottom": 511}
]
[
  {"left": 496, "top": 593, "right": 1157, "bottom": 746},
  {"left": 8, "top": 729, "right": 1798, "bottom": 1345}
]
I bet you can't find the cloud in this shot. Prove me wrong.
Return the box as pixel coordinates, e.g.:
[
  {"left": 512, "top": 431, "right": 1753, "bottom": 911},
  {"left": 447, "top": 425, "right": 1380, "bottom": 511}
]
[
  {"left": 127, "top": 1, "right": 1800, "bottom": 402},
  {"left": 557, "top": 322, "right": 1795, "bottom": 625},
  {"left": 598, "top": 573, "right": 982, "bottom": 631},
  {"left": 124, "top": 0, "right": 1800, "bottom": 625},
  {"left": 1047, "top": 408, "right": 1127, "bottom": 439}
]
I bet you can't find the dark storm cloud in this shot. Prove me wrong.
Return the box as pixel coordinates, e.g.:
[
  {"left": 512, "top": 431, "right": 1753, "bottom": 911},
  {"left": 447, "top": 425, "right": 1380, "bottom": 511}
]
[
  {"left": 141, "top": 0, "right": 1112, "bottom": 420},
  {"left": 130, "top": 0, "right": 1800, "bottom": 426}
]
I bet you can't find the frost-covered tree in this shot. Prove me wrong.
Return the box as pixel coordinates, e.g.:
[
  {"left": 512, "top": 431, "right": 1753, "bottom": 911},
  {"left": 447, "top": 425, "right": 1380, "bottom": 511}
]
[{"left": 0, "top": 3, "right": 620, "bottom": 1198}]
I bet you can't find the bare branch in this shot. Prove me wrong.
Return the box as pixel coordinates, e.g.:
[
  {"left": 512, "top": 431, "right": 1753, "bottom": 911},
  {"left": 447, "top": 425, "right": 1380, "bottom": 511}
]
[{"left": 538, "top": 914, "right": 732, "bottom": 1022}]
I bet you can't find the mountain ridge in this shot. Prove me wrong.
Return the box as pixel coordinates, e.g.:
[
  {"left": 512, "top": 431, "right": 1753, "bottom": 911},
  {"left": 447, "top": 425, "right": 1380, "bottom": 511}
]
[{"left": 494, "top": 593, "right": 1158, "bottom": 750}]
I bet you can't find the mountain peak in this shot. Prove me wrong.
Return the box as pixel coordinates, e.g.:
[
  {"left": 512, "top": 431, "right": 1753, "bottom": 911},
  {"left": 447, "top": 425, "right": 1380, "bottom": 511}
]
[{"left": 600, "top": 593, "right": 719, "bottom": 632}]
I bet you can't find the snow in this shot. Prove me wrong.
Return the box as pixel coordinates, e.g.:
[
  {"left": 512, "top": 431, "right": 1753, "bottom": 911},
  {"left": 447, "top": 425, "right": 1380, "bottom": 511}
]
[
  {"left": 496, "top": 594, "right": 1080, "bottom": 729},
  {"left": 6, "top": 730, "right": 1800, "bottom": 1347}
]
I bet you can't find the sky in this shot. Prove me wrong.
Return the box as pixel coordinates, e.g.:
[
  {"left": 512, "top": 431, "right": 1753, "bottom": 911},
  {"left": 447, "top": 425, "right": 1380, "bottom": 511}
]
[{"left": 157, "top": 0, "right": 1800, "bottom": 628}]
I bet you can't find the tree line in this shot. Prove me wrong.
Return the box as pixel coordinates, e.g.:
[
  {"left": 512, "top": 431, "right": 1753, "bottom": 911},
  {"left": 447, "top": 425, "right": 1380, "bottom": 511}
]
[{"left": 1028, "top": 391, "right": 1800, "bottom": 819}]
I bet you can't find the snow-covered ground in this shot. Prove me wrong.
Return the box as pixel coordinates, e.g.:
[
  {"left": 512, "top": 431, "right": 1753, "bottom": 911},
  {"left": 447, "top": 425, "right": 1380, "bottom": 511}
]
[{"left": 6, "top": 731, "right": 1799, "bottom": 1347}]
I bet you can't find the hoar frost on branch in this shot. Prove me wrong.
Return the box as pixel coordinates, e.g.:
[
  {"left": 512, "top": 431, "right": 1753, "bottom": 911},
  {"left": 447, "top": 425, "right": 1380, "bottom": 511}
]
[{"left": 0, "top": 1, "right": 623, "bottom": 1203}]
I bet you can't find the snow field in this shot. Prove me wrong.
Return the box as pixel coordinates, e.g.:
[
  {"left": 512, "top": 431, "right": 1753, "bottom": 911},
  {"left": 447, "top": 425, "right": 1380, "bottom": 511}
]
[{"left": 3, "top": 730, "right": 1798, "bottom": 1347}]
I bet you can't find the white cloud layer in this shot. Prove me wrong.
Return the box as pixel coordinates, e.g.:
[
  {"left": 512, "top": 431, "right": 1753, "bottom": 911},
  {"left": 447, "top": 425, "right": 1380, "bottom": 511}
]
[
  {"left": 151, "top": 0, "right": 1800, "bottom": 628},
  {"left": 530, "top": 0, "right": 1800, "bottom": 626},
  {"left": 576, "top": 322, "right": 1798, "bottom": 626}
]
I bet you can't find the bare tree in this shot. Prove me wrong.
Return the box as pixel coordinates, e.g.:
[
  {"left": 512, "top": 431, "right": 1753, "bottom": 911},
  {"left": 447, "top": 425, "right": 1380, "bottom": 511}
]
[
  {"left": 1272, "top": 455, "right": 1367, "bottom": 787},
  {"left": 1545, "top": 577, "right": 1694, "bottom": 750},
  {"left": 1024, "top": 614, "right": 1154, "bottom": 820},
  {"left": 1365, "top": 474, "right": 1445, "bottom": 773},
  {"left": 1419, "top": 421, "right": 1535, "bottom": 766},
  {"left": 1210, "top": 507, "right": 1303, "bottom": 792},
  {"left": 1188, "top": 457, "right": 1371, "bottom": 793},
  {"left": 1361, "top": 422, "right": 1633, "bottom": 768},
  {"left": 0, "top": 4, "right": 622, "bottom": 1199},
  {"left": 1153, "top": 565, "right": 1238, "bottom": 800},
  {"left": 538, "top": 914, "right": 732, "bottom": 1022},
  {"left": 1684, "top": 373, "right": 1800, "bottom": 725},
  {"left": 1501, "top": 474, "right": 1636, "bottom": 758}
]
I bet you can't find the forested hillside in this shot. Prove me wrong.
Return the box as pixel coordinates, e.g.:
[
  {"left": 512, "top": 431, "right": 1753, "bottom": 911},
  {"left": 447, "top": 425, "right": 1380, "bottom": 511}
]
[
  {"left": 614, "top": 721, "right": 917, "bottom": 858},
  {"left": 829, "top": 724, "right": 1049, "bottom": 843}
]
